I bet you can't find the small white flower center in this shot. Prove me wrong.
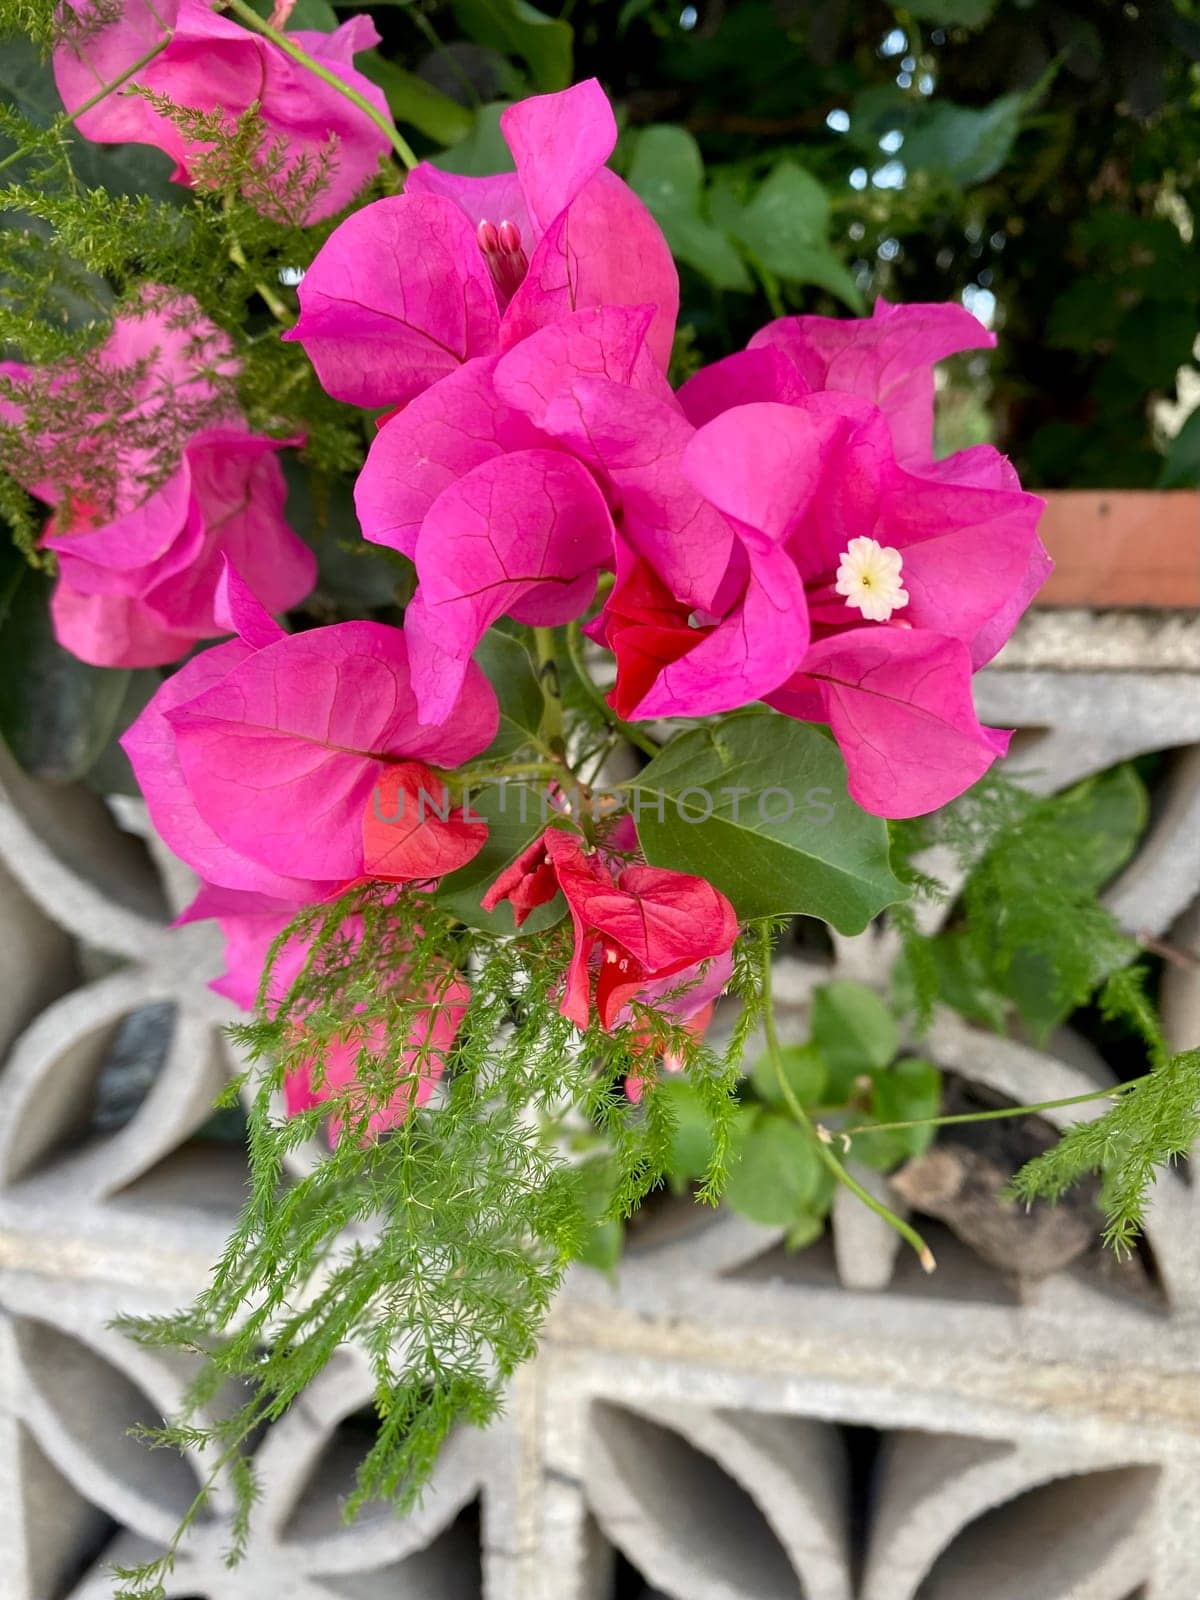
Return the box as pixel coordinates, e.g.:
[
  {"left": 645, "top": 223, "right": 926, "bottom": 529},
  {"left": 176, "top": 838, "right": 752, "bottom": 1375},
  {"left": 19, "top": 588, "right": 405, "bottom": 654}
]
[{"left": 834, "top": 536, "right": 909, "bottom": 623}]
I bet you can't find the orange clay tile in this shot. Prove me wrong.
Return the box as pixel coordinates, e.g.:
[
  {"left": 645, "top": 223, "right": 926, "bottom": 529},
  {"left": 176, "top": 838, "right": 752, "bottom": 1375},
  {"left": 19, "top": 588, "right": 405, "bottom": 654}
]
[{"left": 1035, "top": 491, "right": 1199, "bottom": 608}]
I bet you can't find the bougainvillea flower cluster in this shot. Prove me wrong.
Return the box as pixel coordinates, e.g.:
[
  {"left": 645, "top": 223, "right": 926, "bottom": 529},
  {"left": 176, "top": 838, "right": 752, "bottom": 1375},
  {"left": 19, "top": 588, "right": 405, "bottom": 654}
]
[
  {"left": 54, "top": 0, "right": 394, "bottom": 222},
  {"left": 52, "top": 70, "right": 1048, "bottom": 1143},
  {"left": 285, "top": 79, "right": 678, "bottom": 406},
  {"left": 0, "top": 296, "right": 315, "bottom": 666}
]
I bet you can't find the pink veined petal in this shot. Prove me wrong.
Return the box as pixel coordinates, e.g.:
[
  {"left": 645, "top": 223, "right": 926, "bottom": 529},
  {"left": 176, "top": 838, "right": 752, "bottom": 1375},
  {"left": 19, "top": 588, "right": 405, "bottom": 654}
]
[
  {"left": 676, "top": 346, "right": 812, "bottom": 428},
  {"left": 405, "top": 166, "right": 529, "bottom": 243},
  {"left": 213, "top": 557, "right": 288, "bottom": 649},
  {"left": 683, "top": 398, "right": 871, "bottom": 558},
  {"left": 284, "top": 194, "right": 501, "bottom": 408},
  {"left": 50, "top": 585, "right": 202, "bottom": 670},
  {"left": 406, "top": 449, "right": 614, "bottom": 724},
  {"left": 147, "top": 429, "right": 315, "bottom": 629},
  {"left": 43, "top": 463, "right": 195, "bottom": 592},
  {"left": 295, "top": 12, "right": 380, "bottom": 66},
  {"left": 500, "top": 78, "right": 618, "bottom": 236},
  {"left": 503, "top": 169, "right": 679, "bottom": 374},
  {"left": 166, "top": 622, "right": 498, "bottom": 881},
  {"left": 541, "top": 373, "right": 730, "bottom": 611},
  {"left": 969, "top": 536, "right": 1054, "bottom": 668},
  {"left": 909, "top": 445, "right": 1052, "bottom": 666},
  {"left": 770, "top": 629, "right": 1011, "bottom": 819},
  {"left": 121, "top": 640, "right": 340, "bottom": 899},
  {"left": 630, "top": 543, "right": 809, "bottom": 720},
  {"left": 749, "top": 298, "right": 993, "bottom": 466},
  {"left": 355, "top": 357, "right": 543, "bottom": 558},
  {"left": 52, "top": 0, "right": 181, "bottom": 150},
  {"left": 880, "top": 463, "right": 1046, "bottom": 649},
  {"left": 491, "top": 303, "right": 658, "bottom": 429},
  {"left": 142, "top": 0, "right": 392, "bottom": 222}
]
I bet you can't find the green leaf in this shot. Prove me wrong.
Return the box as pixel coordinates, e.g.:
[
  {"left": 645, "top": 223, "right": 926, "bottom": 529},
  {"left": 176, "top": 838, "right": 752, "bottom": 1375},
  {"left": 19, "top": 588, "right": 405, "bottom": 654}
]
[
  {"left": 450, "top": 0, "right": 572, "bottom": 93},
  {"left": 357, "top": 54, "right": 475, "bottom": 145},
  {"left": 750, "top": 1042, "right": 827, "bottom": 1110},
  {"left": 1161, "top": 407, "right": 1200, "bottom": 488},
  {"left": 0, "top": 557, "right": 130, "bottom": 782},
  {"left": 284, "top": 0, "right": 338, "bottom": 27},
  {"left": 475, "top": 631, "right": 544, "bottom": 760},
  {"left": 626, "top": 126, "right": 752, "bottom": 292},
  {"left": 811, "top": 980, "right": 898, "bottom": 1102},
  {"left": 435, "top": 783, "right": 564, "bottom": 934},
  {"left": 903, "top": 0, "right": 994, "bottom": 23},
  {"left": 852, "top": 1057, "right": 942, "bottom": 1172},
  {"left": 629, "top": 712, "right": 907, "bottom": 932},
  {"left": 730, "top": 162, "right": 863, "bottom": 310},
  {"left": 658, "top": 1075, "right": 717, "bottom": 1188},
  {"left": 900, "top": 94, "right": 1024, "bottom": 187},
  {"left": 723, "top": 1109, "right": 825, "bottom": 1227},
  {"left": 572, "top": 1155, "right": 624, "bottom": 1274},
  {"left": 433, "top": 102, "right": 515, "bottom": 177}
]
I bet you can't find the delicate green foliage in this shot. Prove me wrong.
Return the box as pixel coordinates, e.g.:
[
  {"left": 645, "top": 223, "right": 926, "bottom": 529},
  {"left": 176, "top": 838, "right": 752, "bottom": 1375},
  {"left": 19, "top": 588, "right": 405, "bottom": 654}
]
[
  {"left": 893, "top": 767, "right": 1146, "bottom": 1041},
  {"left": 1012, "top": 1042, "right": 1200, "bottom": 1254},
  {"left": 112, "top": 881, "right": 750, "bottom": 1598}
]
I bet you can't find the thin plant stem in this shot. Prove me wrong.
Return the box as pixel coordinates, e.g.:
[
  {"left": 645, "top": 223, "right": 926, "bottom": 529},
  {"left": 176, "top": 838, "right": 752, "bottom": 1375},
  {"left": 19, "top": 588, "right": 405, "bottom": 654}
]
[
  {"left": 533, "top": 627, "right": 565, "bottom": 760},
  {"left": 564, "top": 619, "right": 659, "bottom": 758},
  {"left": 758, "top": 923, "right": 937, "bottom": 1273},
  {"left": 0, "top": 31, "right": 175, "bottom": 179},
  {"left": 838, "top": 1080, "right": 1140, "bottom": 1141},
  {"left": 223, "top": 0, "right": 419, "bottom": 170}
]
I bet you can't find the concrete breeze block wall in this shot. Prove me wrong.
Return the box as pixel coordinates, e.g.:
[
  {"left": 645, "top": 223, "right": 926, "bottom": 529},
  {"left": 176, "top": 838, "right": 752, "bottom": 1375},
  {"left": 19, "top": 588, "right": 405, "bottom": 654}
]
[{"left": 1, "top": 607, "right": 1198, "bottom": 1600}]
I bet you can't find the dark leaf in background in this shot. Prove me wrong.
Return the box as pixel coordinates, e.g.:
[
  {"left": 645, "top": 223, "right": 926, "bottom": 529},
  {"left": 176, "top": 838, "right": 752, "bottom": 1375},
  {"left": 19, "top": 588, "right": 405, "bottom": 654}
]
[
  {"left": 449, "top": 0, "right": 572, "bottom": 93},
  {"left": 0, "top": 550, "right": 131, "bottom": 783}
]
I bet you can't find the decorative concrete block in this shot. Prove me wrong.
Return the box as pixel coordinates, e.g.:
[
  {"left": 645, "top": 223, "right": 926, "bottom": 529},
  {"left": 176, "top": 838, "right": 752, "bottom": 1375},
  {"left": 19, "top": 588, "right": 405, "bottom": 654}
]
[{"left": 0, "top": 608, "right": 1197, "bottom": 1597}]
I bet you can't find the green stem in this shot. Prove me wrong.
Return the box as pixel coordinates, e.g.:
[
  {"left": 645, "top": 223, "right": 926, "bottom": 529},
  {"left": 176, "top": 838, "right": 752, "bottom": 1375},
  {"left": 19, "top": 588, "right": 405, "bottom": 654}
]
[
  {"left": 759, "top": 923, "right": 936, "bottom": 1274},
  {"left": 226, "top": 230, "right": 294, "bottom": 326},
  {"left": 223, "top": 0, "right": 419, "bottom": 169},
  {"left": 564, "top": 619, "right": 659, "bottom": 758},
  {"left": 839, "top": 1080, "right": 1140, "bottom": 1141},
  {"left": 0, "top": 31, "right": 174, "bottom": 179},
  {"left": 533, "top": 627, "right": 565, "bottom": 760}
]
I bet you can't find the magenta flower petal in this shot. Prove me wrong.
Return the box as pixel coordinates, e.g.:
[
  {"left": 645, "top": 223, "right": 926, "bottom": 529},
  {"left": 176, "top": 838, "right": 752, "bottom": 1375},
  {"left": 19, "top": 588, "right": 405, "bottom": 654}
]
[
  {"left": 144, "top": 429, "right": 315, "bottom": 630},
  {"left": 504, "top": 169, "right": 679, "bottom": 372},
  {"left": 882, "top": 466, "right": 1046, "bottom": 650},
  {"left": 405, "top": 449, "right": 614, "bottom": 723},
  {"left": 284, "top": 194, "right": 501, "bottom": 407},
  {"left": 50, "top": 586, "right": 203, "bottom": 670},
  {"left": 121, "top": 639, "right": 332, "bottom": 897},
  {"left": 500, "top": 78, "right": 618, "bottom": 234},
  {"left": 749, "top": 298, "right": 992, "bottom": 466},
  {"left": 541, "top": 374, "right": 731, "bottom": 610},
  {"left": 213, "top": 558, "right": 288, "bottom": 650},
  {"left": 770, "top": 629, "right": 1011, "bottom": 818},
  {"left": 166, "top": 622, "right": 497, "bottom": 880},
  {"left": 682, "top": 399, "right": 853, "bottom": 554},
  {"left": 492, "top": 303, "right": 661, "bottom": 428},
  {"left": 55, "top": 0, "right": 394, "bottom": 223},
  {"left": 44, "top": 466, "right": 196, "bottom": 592},
  {"left": 405, "top": 166, "right": 530, "bottom": 239},
  {"left": 356, "top": 357, "right": 542, "bottom": 558},
  {"left": 628, "top": 543, "right": 810, "bottom": 720},
  {"left": 676, "top": 346, "right": 812, "bottom": 428}
]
